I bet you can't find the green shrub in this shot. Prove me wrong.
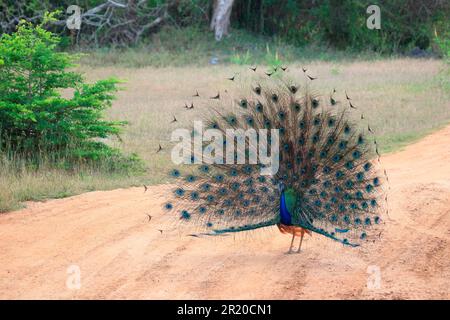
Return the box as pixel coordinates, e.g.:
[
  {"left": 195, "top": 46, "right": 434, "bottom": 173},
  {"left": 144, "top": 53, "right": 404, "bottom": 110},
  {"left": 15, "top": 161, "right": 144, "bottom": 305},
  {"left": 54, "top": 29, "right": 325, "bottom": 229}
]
[{"left": 0, "top": 13, "right": 138, "bottom": 170}]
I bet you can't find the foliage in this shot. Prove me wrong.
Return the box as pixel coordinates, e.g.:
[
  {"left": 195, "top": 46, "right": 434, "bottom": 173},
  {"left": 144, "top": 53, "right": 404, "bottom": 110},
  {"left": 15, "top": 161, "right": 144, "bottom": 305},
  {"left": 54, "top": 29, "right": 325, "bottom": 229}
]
[
  {"left": 0, "top": 14, "right": 138, "bottom": 168},
  {"left": 232, "top": 0, "right": 450, "bottom": 53},
  {"left": 1, "top": 1, "right": 448, "bottom": 53}
]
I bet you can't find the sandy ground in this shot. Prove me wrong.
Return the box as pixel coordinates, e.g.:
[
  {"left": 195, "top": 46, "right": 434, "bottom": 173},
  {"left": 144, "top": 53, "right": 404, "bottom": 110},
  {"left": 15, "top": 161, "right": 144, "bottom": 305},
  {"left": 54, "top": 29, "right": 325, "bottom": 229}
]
[{"left": 1, "top": 127, "right": 450, "bottom": 300}]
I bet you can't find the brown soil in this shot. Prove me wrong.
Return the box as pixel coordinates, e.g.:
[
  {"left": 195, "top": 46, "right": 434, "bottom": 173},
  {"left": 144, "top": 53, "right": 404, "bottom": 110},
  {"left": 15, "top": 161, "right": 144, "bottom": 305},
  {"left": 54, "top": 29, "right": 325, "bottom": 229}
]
[{"left": 1, "top": 126, "right": 450, "bottom": 299}]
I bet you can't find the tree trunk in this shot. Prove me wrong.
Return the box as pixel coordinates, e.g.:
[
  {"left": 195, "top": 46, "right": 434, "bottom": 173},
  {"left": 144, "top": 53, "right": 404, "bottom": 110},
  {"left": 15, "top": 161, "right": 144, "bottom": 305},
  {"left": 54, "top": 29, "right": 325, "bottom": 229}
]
[{"left": 210, "top": 0, "right": 234, "bottom": 41}]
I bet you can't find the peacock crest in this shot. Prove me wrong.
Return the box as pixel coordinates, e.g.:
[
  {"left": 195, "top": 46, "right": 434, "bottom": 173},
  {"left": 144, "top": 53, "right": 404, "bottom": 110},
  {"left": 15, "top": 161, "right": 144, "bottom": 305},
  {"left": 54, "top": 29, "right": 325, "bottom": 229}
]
[{"left": 160, "top": 66, "right": 388, "bottom": 253}]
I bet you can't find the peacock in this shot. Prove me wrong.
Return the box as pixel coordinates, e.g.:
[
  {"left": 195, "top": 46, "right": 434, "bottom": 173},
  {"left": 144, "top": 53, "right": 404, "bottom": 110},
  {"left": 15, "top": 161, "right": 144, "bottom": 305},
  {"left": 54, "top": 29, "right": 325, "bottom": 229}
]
[{"left": 161, "top": 67, "right": 386, "bottom": 253}]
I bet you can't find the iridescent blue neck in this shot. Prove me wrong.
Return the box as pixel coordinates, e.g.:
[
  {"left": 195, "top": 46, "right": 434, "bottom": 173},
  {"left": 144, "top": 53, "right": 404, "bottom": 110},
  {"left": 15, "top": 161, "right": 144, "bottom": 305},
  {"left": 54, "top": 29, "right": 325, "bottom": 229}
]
[{"left": 279, "top": 192, "right": 292, "bottom": 225}]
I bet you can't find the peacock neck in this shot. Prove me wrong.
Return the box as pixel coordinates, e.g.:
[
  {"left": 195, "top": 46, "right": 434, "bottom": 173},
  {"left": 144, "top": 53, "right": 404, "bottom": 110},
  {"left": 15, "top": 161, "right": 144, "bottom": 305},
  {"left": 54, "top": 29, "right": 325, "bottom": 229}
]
[{"left": 279, "top": 191, "right": 293, "bottom": 225}]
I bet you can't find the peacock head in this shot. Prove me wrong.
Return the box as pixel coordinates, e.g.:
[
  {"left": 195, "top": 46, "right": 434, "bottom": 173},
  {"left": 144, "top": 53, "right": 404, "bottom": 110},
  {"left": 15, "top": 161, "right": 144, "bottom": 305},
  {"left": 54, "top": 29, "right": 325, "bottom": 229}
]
[{"left": 277, "top": 181, "right": 286, "bottom": 193}]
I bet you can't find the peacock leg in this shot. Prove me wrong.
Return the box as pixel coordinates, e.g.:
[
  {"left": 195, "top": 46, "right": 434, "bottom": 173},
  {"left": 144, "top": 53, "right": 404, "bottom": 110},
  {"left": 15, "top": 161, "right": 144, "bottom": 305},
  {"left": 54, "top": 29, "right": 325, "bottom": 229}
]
[
  {"left": 287, "top": 233, "right": 295, "bottom": 254},
  {"left": 297, "top": 231, "right": 305, "bottom": 253}
]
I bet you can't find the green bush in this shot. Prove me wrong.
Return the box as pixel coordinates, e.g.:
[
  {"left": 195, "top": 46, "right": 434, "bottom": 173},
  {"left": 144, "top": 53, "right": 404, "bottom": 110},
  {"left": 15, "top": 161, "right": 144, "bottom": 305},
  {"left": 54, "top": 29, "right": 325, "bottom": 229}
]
[{"left": 0, "top": 14, "right": 138, "bottom": 169}]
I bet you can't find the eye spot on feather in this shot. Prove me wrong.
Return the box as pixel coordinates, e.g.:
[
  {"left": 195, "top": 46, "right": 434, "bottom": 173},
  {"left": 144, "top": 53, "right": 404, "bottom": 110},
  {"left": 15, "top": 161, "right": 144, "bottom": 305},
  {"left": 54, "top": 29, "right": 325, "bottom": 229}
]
[
  {"left": 181, "top": 210, "right": 191, "bottom": 220},
  {"left": 164, "top": 203, "right": 173, "bottom": 210},
  {"left": 356, "top": 172, "right": 364, "bottom": 181},
  {"left": 363, "top": 162, "right": 371, "bottom": 171},
  {"left": 217, "top": 209, "right": 225, "bottom": 215},
  {"left": 186, "top": 175, "right": 196, "bottom": 183},
  {"left": 313, "top": 117, "right": 321, "bottom": 126},
  {"left": 358, "top": 135, "right": 364, "bottom": 145},
  {"left": 361, "top": 201, "right": 368, "bottom": 209},
  {"left": 227, "top": 115, "right": 237, "bottom": 125},
  {"left": 328, "top": 118, "right": 336, "bottom": 127},
  {"left": 343, "top": 215, "right": 350, "bottom": 224},
  {"left": 345, "top": 161, "right": 354, "bottom": 170},
  {"left": 338, "top": 141, "right": 347, "bottom": 150},
  {"left": 199, "top": 206, "right": 207, "bottom": 214},
  {"left": 175, "top": 188, "right": 185, "bottom": 197},
  {"left": 360, "top": 232, "right": 367, "bottom": 240},
  {"left": 190, "top": 191, "right": 200, "bottom": 201},
  {"left": 311, "top": 98, "right": 319, "bottom": 108},
  {"left": 323, "top": 166, "right": 331, "bottom": 174},
  {"left": 271, "top": 93, "right": 279, "bottom": 103},
  {"left": 370, "top": 199, "right": 377, "bottom": 207},
  {"left": 292, "top": 102, "right": 301, "bottom": 112},
  {"left": 365, "top": 184, "right": 374, "bottom": 193},
  {"left": 214, "top": 174, "right": 224, "bottom": 183},
  {"left": 345, "top": 180, "right": 354, "bottom": 188},
  {"left": 199, "top": 165, "right": 210, "bottom": 173},
  {"left": 354, "top": 217, "right": 361, "bottom": 225},
  {"left": 289, "top": 85, "right": 298, "bottom": 94},
  {"left": 365, "top": 217, "right": 371, "bottom": 225},
  {"left": 373, "top": 177, "right": 380, "bottom": 186},
  {"left": 201, "top": 183, "right": 211, "bottom": 192},
  {"left": 244, "top": 178, "right": 253, "bottom": 186},
  {"left": 206, "top": 195, "right": 215, "bottom": 202},
  {"left": 209, "top": 121, "right": 219, "bottom": 129},
  {"left": 242, "top": 199, "right": 250, "bottom": 207},
  {"left": 355, "top": 190, "right": 363, "bottom": 199},
  {"left": 170, "top": 169, "right": 180, "bottom": 178},
  {"left": 232, "top": 182, "right": 241, "bottom": 191},
  {"left": 219, "top": 187, "right": 228, "bottom": 196},
  {"left": 239, "top": 99, "right": 248, "bottom": 108},
  {"left": 278, "top": 111, "right": 286, "bottom": 120},
  {"left": 312, "top": 134, "right": 320, "bottom": 144},
  {"left": 206, "top": 221, "right": 213, "bottom": 227},
  {"left": 335, "top": 170, "right": 344, "bottom": 179},
  {"left": 352, "top": 150, "right": 361, "bottom": 159},
  {"left": 245, "top": 116, "right": 254, "bottom": 126},
  {"left": 299, "top": 120, "right": 306, "bottom": 129},
  {"left": 344, "top": 125, "right": 351, "bottom": 134},
  {"left": 374, "top": 216, "right": 380, "bottom": 224},
  {"left": 256, "top": 102, "right": 263, "bottom": 112},
  {"left": 332, "top": 154, "right": 341, "bottom": 163}
]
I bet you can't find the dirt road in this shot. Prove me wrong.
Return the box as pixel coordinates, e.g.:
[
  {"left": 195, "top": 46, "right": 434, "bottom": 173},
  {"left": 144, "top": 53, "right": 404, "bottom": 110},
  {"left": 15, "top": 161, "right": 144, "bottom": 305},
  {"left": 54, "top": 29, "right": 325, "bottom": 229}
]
[{"left": 1, "top": 127, "right": 449, "bottom": 299}]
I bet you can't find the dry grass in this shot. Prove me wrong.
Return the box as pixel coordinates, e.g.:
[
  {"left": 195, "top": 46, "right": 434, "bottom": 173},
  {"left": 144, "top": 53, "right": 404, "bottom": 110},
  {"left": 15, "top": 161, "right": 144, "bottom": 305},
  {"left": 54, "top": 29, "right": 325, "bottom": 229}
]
[
  {"left": 1, "top": 58, "right": 449, "bottom": 212},
  {"left": 85, "top": 58, "right": 450, "bottom": 178}
]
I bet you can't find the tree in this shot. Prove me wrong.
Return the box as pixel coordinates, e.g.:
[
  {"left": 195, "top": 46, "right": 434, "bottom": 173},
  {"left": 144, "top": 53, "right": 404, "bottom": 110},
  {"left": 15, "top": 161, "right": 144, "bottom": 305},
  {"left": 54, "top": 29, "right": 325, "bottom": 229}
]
[
  {"left": 0, "top": 13, "right": 128, "bottom": 164},
  {"left": 210, "top": 0, "right": 234, "bottom": 41}
]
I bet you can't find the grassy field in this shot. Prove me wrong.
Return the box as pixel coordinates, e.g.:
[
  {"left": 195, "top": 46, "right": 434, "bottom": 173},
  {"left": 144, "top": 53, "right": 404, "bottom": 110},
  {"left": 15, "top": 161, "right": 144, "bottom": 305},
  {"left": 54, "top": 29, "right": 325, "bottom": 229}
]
[{"left": 1, "top": 58, "right": 449, "bottom": 212}]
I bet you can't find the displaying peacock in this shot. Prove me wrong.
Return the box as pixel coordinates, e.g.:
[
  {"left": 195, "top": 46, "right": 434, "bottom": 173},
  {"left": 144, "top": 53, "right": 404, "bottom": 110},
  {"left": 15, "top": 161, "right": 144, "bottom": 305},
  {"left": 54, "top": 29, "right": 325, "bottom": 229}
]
[{"left": 161, "top": 67, "right": 387, "bottom": 253}]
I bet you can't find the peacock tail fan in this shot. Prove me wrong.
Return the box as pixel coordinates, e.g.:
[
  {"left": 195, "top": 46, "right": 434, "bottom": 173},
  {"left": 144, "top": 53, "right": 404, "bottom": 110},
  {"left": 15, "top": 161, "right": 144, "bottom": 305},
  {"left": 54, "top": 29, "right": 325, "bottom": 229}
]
[{"left": 162, "top": 69, "right": 387, "bottom": 247}]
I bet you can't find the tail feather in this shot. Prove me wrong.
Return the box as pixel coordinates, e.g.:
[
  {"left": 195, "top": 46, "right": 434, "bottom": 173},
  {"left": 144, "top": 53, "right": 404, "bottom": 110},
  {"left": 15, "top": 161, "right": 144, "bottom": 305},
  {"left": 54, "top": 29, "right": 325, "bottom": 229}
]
[{"left": 162, "top": 69, "right": 386, "bottom": 245}]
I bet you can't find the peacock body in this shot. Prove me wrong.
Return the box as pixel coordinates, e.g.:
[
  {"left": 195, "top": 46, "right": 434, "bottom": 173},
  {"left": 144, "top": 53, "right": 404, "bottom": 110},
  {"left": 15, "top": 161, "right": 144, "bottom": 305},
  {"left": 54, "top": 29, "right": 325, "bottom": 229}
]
[{"left": 162, "top": 68, "right": 386, "bottom": 252}]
